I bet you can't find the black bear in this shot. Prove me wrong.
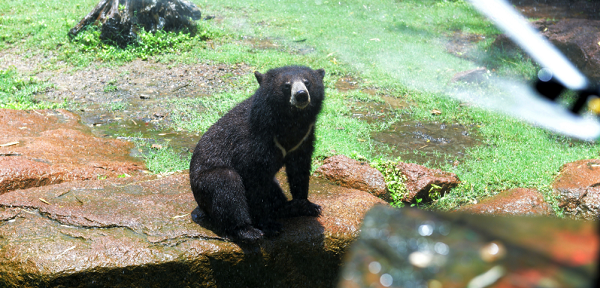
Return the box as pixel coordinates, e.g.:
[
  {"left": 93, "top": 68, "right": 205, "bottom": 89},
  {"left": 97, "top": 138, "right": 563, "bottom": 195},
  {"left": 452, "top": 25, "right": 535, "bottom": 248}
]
[{"left": 190, "top": 66, "right": 326, "bottom": 242}]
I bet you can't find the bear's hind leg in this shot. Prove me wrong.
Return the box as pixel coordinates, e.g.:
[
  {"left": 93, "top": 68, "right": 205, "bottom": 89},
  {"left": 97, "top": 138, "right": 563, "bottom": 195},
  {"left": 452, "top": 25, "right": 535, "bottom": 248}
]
[
  {"left": 192, "top": 168, "right": 263, "bottom": 242},
  {"left": 247, "top": 178, "right": 288, "bottom": 237}
]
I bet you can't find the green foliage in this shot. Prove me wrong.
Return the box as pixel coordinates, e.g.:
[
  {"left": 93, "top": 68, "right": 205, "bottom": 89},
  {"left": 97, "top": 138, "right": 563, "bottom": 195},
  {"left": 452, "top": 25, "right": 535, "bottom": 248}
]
[
  {"left": 109, "top": 101, "right": 126, "bottom": 111},
  {"left": 0, "top": 67, "right": 63, "bottom": 109},
  {"left": 411, "top": 198, "right": 423, "bottom": 208},
  {"left": 370, "top": 159, "right": 408, "bottom": 207},
  {"left": 67, "top": 25, "right": 208, "bottom": 61},
  {"left": 104, "top": 84, "right": 118, "bottom": 93}
]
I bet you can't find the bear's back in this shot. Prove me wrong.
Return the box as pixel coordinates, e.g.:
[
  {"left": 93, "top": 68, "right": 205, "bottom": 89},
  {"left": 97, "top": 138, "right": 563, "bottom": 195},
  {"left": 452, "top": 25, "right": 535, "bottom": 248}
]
[{"left": 191, "top": 97, "right": 255, "bottom": 171}]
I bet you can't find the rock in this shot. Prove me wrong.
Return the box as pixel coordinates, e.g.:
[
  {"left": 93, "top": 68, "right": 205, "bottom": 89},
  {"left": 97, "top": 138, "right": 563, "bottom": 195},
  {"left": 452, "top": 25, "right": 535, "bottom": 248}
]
[
  {"left": 491, "top": 18, "right": 600, "bottom": 81},
  {"left": 339, "top": 206, "right": 597, "bottom": 287},
  {"left": 0, "top": 109, "right": 145, "bottom": 194},
  {"left": 450, "top": 67, "right": 488, "bottom": 83},
  {"left": 395, "top": 162, "right": 459, "bottom": 202},
  {"left": 0, "top": 172, "right": 386, "bottom": 287},
  {"left": 457, "top": 188, "right": 553, "bottom": 216},
  {"left": 540, "top": 19, "right": 600, "bottom": 81},
  {"left": 315, "top": 155, "right": 388, "bottom": 200},
  {"left": 553, "top": 159, "right": 600, "bottom": 220}
]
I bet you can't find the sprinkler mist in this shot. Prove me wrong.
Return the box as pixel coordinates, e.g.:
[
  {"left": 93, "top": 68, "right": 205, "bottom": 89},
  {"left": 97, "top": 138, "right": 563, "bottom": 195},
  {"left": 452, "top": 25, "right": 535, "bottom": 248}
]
[{"left": 461, "top": 0, "right": 600, "bottom": 141}]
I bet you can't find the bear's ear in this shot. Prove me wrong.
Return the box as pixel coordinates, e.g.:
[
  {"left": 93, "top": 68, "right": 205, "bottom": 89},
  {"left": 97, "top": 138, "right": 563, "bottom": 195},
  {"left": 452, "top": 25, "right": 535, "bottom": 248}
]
[
  {"left": 254, "top": 71, "right": 264, "bottom": 85},
  {"left": 316, "top": 68, "right": 325, "bottom": 79}
]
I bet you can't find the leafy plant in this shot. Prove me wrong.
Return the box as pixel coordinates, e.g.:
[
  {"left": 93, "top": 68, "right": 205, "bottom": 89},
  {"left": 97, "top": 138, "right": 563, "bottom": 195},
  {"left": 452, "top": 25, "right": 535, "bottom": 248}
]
[
  {"left": 370, "top": 158, "right": 409, "bottom": 208},
  {"left": 104, "top": 84, "right": 118, "bottom": 92},
  {"left": 109, "top": 101, "right": 126, "bottom": 111},
  {"left": 411, "top": 198, "right": 423, "bottom": 208},
  {"left": 66, "top": 22, "right": 222, "bottom": 62}
]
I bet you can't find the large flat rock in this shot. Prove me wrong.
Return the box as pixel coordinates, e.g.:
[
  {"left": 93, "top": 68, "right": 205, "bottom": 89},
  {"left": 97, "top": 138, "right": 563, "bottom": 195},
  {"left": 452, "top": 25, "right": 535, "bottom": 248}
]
[
  {"left": 0, "top": 109, "right": 145, "bottom": 194},
  {"left": 0, "top": 172, "right": 385, "bottom": 287}
]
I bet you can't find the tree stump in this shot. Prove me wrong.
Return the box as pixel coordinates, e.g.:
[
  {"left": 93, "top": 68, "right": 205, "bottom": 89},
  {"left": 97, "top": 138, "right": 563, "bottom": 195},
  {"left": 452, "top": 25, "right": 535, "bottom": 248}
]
[{"left": 68, "top": 0, "right": 202, "bottom": 47}]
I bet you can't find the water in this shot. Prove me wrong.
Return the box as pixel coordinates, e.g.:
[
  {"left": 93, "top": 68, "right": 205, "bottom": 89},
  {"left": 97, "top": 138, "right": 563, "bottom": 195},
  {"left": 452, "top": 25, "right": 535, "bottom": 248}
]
[{"left": 350, "top": 99, "right": 482, "bottom": 167}]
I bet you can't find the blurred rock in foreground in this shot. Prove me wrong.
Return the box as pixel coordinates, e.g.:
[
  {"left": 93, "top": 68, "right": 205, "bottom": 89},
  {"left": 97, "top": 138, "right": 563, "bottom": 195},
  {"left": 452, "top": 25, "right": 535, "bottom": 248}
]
[{"left": 339, "top": 206, "right": 597, "bottom": 288}]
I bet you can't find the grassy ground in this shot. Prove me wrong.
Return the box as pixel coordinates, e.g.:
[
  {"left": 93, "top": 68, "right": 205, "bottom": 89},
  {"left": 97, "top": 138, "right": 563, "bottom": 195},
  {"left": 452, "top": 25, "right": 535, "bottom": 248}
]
[
  {"left": 0, "top": 67, "right": 64, "bottom": 109},
  {"left": 1, "top": 0, "right": 599, "bottom": 212}
]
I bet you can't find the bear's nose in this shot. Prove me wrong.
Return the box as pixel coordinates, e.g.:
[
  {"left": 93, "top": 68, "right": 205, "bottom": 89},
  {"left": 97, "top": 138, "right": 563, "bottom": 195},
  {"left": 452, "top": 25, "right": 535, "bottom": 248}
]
[
  {"left": 295, "top": 90, "right": 309, "bottom": 104},
  {"left": 291, "top": 81, "right": 311, "bottom": 109}
]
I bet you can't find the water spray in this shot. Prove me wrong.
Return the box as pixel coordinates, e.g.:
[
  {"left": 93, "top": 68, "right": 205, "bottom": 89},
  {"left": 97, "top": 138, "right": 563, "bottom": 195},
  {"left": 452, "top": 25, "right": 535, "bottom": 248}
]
[{"left": 466, "top": 0, "right": 600, "bottom": 141}]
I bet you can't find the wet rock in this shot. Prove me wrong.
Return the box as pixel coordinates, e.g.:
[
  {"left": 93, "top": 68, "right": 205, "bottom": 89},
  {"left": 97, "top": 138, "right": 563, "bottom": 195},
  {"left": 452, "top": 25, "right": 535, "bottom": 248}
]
[
  {"left": 0, "top": 172, "right": 385, "bottom": 287},
  {"left": 0, "top": 109, "right": 144, "bottom": 194},
  {"left": 315, "top": 155, "right": 389, "bottom": 200},
  {"left": 540, "top": 19, "right": 600, "bottom": 81},
  {"left": 339, "top": 206, "right": 597, "bottom": 287},
  {"left": 450, "top": 67, "right": 489, "bottom": 83},
  {"left": 553, "top": 159, "right": 600, "bottom": 220},
  {"left": 395, "top": 162, "right": 459, "bottom": 202},
  {"left": 513, "top": 0, "right": 600, "bottom": 21},
  {"left": 458, "top": 188, "right": 553, "bottom": 216}
]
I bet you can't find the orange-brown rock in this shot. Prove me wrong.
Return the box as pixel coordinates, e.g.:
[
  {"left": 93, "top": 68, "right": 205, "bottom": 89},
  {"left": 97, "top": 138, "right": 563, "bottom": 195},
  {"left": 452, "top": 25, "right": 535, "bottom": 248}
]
[
  {"left": 553, "top": 159, "right": 600, "bottom": 220},
  {"left": 458, "top": 188, "right": 553, "bottom": 216},
  {"left": 395, "top": 162, "right": 459, "bottom": 202},
  {"left": 0, "top": 109, "right": 145, "bottom": 194},
  {"left": 315, "top": 155, "right": 388, "bottom": 200},
  {"left": 0, "top": 172, "right": 385, "bottom": 287}
]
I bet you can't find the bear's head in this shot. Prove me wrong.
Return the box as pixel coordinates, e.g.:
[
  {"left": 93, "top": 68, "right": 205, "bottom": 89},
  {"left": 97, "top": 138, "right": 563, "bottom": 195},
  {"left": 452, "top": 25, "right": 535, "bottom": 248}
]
[{"left": 254, "top": 66, "right": 325, "bottom": 111}]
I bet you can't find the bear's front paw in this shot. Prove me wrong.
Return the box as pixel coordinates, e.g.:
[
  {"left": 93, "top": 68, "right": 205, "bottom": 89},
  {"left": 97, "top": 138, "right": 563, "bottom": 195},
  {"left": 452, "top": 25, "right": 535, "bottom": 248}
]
[
  {"left": 277, "top": 199, "right": 322, "bottom": 218},
  {"left": 299, "top": 200, "right": 322, "bottom": 217},
  {"left": 232, "top": 225, "right": 264, "bottom": 243}
]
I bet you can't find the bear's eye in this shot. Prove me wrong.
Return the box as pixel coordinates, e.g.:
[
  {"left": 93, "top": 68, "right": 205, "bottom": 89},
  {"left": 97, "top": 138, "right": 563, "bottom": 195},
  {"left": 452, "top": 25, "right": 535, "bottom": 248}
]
[
  {"left": 303, "top": 79, "right": 310, "bottom": 87},
  {"left": 284, "top": 83, "right": 292, "bottom": 91}
]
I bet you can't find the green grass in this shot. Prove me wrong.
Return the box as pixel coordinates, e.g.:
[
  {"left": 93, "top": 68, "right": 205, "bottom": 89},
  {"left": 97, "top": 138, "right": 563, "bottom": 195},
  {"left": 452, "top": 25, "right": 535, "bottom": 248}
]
[
  {"left": 2, "top": 0, "right": 598, "bottom": 214},
  {"left": 0, "top": 68, "right": 64, "bottom": 109},
  {"left": 109, "top": 101, "right": 126, "bottom": 111},
  {"left": 436, "top": 111, "right": 600, "bottom": 213},
  {"left": 144, "top": 145, "right": 191, "bottom": 174},
  {"left": 129, "top": 137, "right": 191, "bottom": 174}
]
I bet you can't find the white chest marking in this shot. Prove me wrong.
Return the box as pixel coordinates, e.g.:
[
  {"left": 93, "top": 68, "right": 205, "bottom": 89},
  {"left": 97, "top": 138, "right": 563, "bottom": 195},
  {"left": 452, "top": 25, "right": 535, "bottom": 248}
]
[{"left": 274, "top": 123, "right": 314, "bottom": 158}]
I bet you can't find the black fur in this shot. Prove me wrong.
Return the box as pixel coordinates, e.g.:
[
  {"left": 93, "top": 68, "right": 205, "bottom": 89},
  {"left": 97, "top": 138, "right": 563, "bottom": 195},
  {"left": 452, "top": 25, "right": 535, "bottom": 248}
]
[{"left": 190, "top": 66, "right": 326, "bottom": 242}]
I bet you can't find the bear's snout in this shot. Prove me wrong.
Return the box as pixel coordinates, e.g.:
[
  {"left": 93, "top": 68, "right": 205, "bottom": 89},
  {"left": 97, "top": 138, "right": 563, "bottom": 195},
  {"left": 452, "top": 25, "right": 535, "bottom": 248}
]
[
  {"left": 295, "top": 90, "right": 309, "bottom": 104},
  {"left": 290, "top": 81, "right": 311, "bottom": 109}
]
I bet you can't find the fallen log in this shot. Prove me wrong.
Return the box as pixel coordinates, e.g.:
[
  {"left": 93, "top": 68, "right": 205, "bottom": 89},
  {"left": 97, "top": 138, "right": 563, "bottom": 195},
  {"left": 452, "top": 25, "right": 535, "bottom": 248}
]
[{"left": 68, "top": 0, "right": 202, "bottom": 47}]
